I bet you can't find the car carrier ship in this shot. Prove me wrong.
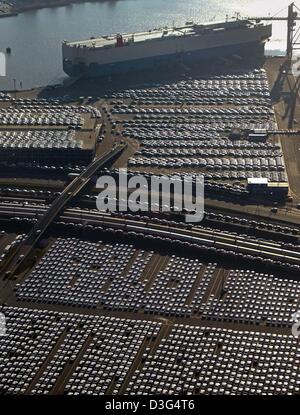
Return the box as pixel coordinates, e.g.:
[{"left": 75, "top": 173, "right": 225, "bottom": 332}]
[{"left": 62, "top": 19, "right": 272, "bottom": 78}]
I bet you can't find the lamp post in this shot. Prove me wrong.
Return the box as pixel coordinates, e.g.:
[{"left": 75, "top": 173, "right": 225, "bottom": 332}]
[{"left": 12, "top": 78, "right": 16, "bottom": 98}]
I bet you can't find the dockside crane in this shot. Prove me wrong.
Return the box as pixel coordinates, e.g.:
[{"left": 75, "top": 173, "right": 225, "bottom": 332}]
[
  {"left": 246, "top": 2, "right": 300, "bottom": 67},
  {"left": 245, "top": 3, "right": 300, "bottom": 128}
]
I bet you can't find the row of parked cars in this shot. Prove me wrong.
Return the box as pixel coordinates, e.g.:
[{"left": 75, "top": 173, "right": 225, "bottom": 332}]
[
  {"left": 122, "top": 117, "right": 276, "bottom": 128},
  {"left": 0, "top": 114, "right": 83, "bottom": 127},
  {"left": 0, "top": 130, "right": 82, "bottom": 149},
  {"left": 112, "top": 105, "right": 272, "bottom": 117},
  {"left": 138, "top": 148, "right": 282, "bottom": 158},
  {"left": 13, "top": 102, "right": 101, "bottom": 118},
  {"left": 133, "top": 97, "right": 272, "bottom": 106},
  {"left": 128, "top": 156, "right": 285, "bottom": 171},
  {"left": 140, "top": 139, "right": 280, "bottom": 150}
]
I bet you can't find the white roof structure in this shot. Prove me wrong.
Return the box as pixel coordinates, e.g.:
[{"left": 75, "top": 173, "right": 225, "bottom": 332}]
[{"left": 247, "top": 178, "right": 268, "bottom": 185}]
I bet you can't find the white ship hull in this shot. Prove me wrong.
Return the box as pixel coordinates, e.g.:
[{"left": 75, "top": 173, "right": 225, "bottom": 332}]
[{"left": 62, "top": 21, "right": 272, "bottom": 77}]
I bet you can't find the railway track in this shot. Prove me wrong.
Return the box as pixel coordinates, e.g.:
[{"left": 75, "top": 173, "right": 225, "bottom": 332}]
[{"left": 0, "top": 202, "right": 299, "bottom": 267}]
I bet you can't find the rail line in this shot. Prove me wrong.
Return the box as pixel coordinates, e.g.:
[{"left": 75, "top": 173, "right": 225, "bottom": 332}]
[{"left": 0, "top": 202, "right": 300, "bottom": 267}]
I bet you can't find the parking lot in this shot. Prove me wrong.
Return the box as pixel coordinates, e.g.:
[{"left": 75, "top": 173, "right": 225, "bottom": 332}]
[
  {"left": 11, "top": 236, "right": 300, "bottom": 326},
  {"left": 0, "top": 97, "right": 101, "bottom": 169},
  {"left": 1, "top": 304, "right": 300, "bottom": 395},
  {"left": 0, "top": 57, "right": 299, "bottom": 396},
  {"left": 103, "top": 68, "right": 288, "bottom": 184}
]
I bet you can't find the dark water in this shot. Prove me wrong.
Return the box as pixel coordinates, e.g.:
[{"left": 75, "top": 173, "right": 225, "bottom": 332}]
[{"left": 0, "top": 0, "right": 293, "bottom": 90}]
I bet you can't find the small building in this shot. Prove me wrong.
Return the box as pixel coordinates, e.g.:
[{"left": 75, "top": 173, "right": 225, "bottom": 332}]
[
  {"left": 248, "top": 133, "right": 268, "bottom": 141},
  {"left": 247, "top": 177, "right": 268, "bottom": 192},
  {"left": 247, "top": 178, "right": 289, "bottom": 199},
  {"left": 248, "top": 129, "right": 268, "bottom": 141},
  {"left": 267, "top": 182, "right": 289, "bottom": 198}
]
